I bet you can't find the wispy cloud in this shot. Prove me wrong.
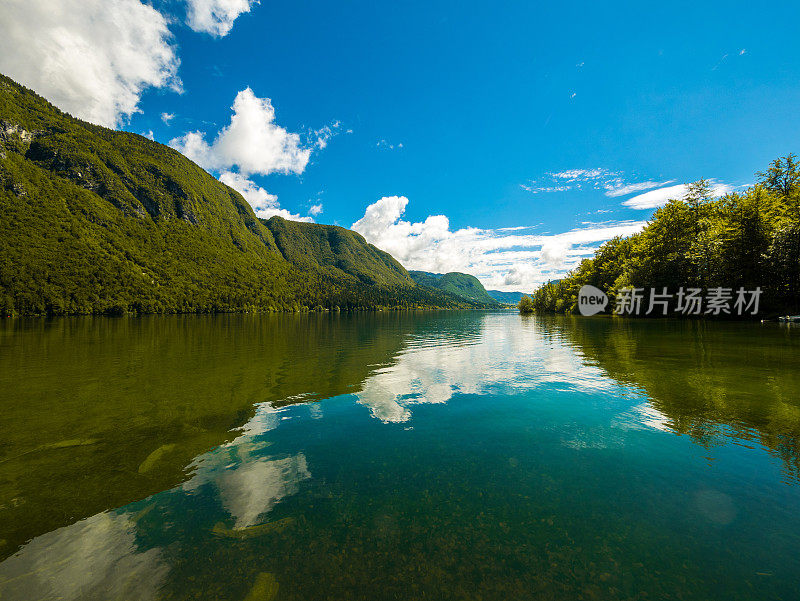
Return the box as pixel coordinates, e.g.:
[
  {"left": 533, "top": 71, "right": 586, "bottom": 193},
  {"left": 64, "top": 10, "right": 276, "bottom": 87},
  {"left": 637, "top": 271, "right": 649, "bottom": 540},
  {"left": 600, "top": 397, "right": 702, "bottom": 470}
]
[
  {"left": 377, "top": 139, "right": 403, "bottom": 150},
  {"left": 310, "top": 120, "right": 342, "bottom": 149},
  {"left": 712, "top": 48, "right": 748, "bottom": 70},
  {"left": 604, "top": 179, "right": 674, "bottom": 197},
  {"left": 161, "top": 112, "right": 175, "bottom": 125},
  {"left": 622, "top": 181, "right": 734, "bottom": 210},
  {"left": 522, "top": 168, "right": 686, "bottom": 202},
  {"left": 520, "top": 183, "right": 571, "bottom": 194},
  {"left": 352, "top": 196, "right": 646, "bottom": 291}
]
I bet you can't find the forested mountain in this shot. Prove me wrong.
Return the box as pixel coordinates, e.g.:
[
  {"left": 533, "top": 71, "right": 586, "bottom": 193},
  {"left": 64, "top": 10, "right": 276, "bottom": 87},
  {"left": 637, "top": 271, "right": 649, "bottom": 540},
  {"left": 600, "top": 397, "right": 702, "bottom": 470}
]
[
  {"left": 486, "top": 290, "right": 533, "bottom": 305},
  {"left": 0, "top": 74, "right": 487, "bottom": 315},
  {"left": 409, "top": 271, "right": 501, "bottom": 305},
  {"left": 530, "top": 161, "right": 800, "bottom": 317},
  {"left": 262, "top": 217, "right": 415, "bottom": 287}
]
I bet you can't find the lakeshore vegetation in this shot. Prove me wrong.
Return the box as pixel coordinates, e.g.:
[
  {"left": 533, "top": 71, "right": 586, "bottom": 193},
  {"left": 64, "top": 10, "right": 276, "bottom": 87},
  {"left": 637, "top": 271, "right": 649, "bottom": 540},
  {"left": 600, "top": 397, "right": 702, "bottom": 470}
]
[{"left": 529, "top": 158, "right": 800, "bottom": 317}]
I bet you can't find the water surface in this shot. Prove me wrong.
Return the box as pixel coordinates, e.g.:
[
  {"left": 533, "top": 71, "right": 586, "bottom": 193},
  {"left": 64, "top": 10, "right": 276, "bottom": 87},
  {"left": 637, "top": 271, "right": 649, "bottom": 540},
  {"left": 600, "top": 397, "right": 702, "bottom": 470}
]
[{"left": 1, "top": 312, "right": 799, "bottom": 600}]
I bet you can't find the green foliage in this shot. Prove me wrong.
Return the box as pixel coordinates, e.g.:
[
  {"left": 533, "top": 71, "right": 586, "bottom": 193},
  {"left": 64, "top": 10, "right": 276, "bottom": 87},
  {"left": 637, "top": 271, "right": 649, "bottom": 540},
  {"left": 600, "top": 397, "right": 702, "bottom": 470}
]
[
  {"left": 0, "top": 74, "right": 483, "bottom": 315},
  {"left": 409, "top": 271, "right": 501, "bottom": 306},
  {"left": 531, "top": 157, "right": 800, "bottom": 317},
  {"left": 517, "top": 295, "right": 534, "bottom": 314}
]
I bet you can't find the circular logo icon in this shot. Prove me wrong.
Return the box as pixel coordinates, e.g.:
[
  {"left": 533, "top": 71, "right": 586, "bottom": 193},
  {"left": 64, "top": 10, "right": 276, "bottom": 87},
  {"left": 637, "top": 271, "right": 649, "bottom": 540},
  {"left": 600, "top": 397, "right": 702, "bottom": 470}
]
[{"left": 578, "top": 285, "right": 608, "bottom": 316}]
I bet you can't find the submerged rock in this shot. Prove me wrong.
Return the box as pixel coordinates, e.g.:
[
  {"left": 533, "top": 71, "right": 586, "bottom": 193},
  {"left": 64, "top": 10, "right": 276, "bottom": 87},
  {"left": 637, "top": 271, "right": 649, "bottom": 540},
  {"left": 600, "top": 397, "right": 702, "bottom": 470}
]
[
  {"left": 137, "top": 443, "right": 177, "bottom": 474},
  {"left": 243, "top": 572, "right": 279, "bottom": 601},
  {"left": 211, "top": 517, "right": 295, "bottom": 540}
]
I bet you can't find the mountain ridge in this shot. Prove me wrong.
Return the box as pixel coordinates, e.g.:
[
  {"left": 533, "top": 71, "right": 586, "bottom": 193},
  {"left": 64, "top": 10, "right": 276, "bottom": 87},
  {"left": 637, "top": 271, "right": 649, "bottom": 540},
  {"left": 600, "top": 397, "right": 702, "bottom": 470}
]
[
  {"left": 409, "top": 271, "right": 501, "bottom": 305},
  {"left": 0, "top": 74, "right": 491, "bottom": 315}
]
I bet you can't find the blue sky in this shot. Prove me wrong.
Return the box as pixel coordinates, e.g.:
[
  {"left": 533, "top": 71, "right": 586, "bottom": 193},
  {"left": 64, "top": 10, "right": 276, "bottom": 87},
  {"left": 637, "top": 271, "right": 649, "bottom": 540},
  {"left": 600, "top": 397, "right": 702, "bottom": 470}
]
[{"left": 3, "top": 0, "right": 800, "bottom": 290}]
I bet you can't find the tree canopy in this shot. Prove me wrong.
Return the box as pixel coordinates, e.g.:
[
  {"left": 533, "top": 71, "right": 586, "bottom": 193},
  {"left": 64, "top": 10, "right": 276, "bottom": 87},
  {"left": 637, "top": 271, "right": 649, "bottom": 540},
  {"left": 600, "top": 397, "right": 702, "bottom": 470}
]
[{"left": 530, "top": 156, "right": 800, "bottom": 318}]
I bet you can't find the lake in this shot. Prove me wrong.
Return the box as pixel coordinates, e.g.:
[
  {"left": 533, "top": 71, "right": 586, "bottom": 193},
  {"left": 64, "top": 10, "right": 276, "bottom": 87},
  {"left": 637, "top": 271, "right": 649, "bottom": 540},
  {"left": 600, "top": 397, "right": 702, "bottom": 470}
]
[{"left": 1, "top": 312, "right": 800, "bottom": 600}]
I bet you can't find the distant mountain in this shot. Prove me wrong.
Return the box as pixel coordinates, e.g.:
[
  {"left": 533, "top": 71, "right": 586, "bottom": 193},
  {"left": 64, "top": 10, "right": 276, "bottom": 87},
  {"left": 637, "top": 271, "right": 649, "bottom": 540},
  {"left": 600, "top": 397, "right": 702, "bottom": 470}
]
[
  {"left": 486, "top": 290, "right": 533, "bottom": 305},
  {"left": 409, "top": 271, "right": 501, "bottom": 305},
  {"left": 0, "top": 74, "right": 484, "bottom": 315}
]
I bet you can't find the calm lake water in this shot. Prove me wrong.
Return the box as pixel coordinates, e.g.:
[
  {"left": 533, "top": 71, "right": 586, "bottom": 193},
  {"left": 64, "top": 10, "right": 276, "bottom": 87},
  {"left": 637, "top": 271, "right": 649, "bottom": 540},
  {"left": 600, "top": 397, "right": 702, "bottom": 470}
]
[{"left": 1, "top": 312, "right": 800, "bottom": 600}]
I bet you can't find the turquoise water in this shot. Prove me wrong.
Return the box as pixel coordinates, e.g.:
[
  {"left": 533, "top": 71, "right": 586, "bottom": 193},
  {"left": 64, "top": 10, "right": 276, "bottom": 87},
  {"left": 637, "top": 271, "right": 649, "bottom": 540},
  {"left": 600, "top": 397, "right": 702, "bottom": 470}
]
[{"left": 1, "top": 312, "right": 800, "bottom": 600}]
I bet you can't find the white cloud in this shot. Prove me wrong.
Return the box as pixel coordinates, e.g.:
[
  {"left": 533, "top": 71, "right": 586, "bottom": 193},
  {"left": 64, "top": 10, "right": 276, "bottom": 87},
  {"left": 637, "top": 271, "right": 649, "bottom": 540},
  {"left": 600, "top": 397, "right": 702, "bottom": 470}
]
[
  {"left": 219, "top": 171, "right": 313, "bottom": 222},
  {"left": 170, "top": 88, "right": 320, "bottom": 223},
  {"left": 604, "top": 180, "right": 674, "bottom": 197},
  {"left": 142, "top": 130, "right": 155, "bottom": 140},
  {"left": 377, "top": 139, "right": 403, "bottom": 150},
  {"left": 170, "top": 87, "right": 311, "bottom": 177},
  {"left": 522, "top": 168, "right": 622, "bottom": 195},
  {"left": 550, "top": 168, "right": 612, "bottom": 181},
  {"left": 185, "top": 0, "right": 258, "bottom": 37},
  {"left": 312, "top": 121, "right": 342, "bottom": 149},
  {"left": 522, "top": 169, "right": 682, "bottom": 201},
  {"left": 351, "top": 196, "right": 646, "bottom": 292},
  {"left": 309, "top": 203, "right": 323, "bottom": 216},
  {"left": 520, "top": 183, "right": 570, "bottom": 194},
  {"left": 0, "top": 0, "right": 181, "bottom": 128},
  {"left": 161, "top": 112, "right": 175, "bottom": 125},
  {"left": 623, "top": 181, "right": 733, "bottom": 210}
]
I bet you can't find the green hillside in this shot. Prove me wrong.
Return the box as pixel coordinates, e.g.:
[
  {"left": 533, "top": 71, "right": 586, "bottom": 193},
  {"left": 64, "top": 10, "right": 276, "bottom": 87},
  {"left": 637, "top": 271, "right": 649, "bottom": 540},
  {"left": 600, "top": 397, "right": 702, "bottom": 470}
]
[
  {"left": 486, "top": 290, "right": 533, "bottom": 305},
  {"left": 262, "top": 216, "right": 414, "bottom": 287},
  {"left": 409, "top": 271, "right": 501, "bottom": 305},
  {"left": 0, "top": 74, "right": 481, "bottom": 315}
]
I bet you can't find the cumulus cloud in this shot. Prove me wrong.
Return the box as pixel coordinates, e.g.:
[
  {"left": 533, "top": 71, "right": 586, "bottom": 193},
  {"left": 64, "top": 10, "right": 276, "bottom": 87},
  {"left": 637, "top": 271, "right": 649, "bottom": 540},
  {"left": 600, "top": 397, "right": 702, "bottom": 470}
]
[
  {"left": 623, "top": 181, "right": 733, "bottom": 210},
  {"left": 0, "top": 0, "right": 181, "bottom": 128},
  {"left": 170, "top": 88, "right": 321, "bottom": 223},
  {"left": 170, "top": 87, "right": 311, "bottom": 176},
  {"left": 219, "top": 171, "right": 314, "bottom": 222},
  {"left": 185, "top": 0, "right": 258, "bottom": 37},
  {"left": 352, "top": 196, "right": 646, "bottom": 292}
]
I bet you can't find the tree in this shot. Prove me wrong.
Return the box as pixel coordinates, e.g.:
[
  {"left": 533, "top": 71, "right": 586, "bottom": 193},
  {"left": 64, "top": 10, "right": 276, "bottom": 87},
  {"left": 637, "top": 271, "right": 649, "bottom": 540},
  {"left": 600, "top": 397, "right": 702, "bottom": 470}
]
[
  {"left": 757, "top": 154, "right": 800, "bottom": 198},
  {"left": 527, "top": 155, "right": 800, "bottom": 318},
  {"left": 518, "top": 295, "right": 534, "bottom": 314}
]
